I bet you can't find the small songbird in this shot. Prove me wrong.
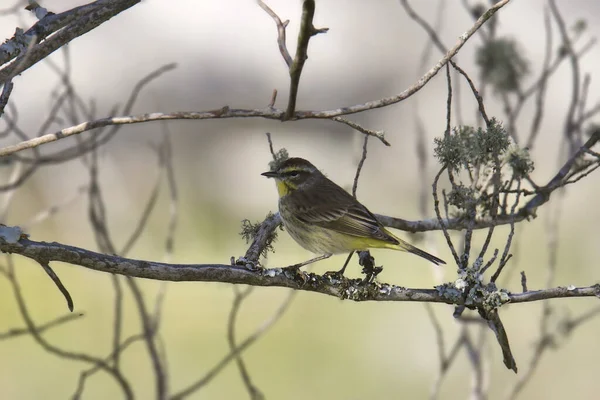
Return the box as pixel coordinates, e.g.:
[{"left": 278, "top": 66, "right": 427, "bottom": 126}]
[{"left": 262, "top": 157, "right": 445, "bottom": 268}]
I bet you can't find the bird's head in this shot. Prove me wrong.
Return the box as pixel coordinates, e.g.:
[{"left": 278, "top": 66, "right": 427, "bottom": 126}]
[{"left": 261, "top": 157, "right": 321, "bottom": 196}]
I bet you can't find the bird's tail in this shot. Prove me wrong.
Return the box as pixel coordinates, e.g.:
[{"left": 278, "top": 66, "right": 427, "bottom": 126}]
[
  {"left": 376, "top": 227, "right": 446, "bottom": 265},
  {"left": 382, "top": 231, "right": 446, "bottom": 265},
  {"left": 402, "top": 241, "right": 446, "bottom": 266}
]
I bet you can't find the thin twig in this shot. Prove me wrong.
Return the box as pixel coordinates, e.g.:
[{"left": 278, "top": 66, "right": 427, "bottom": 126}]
[
  {"left": 331, "top": 117, "right": 389, "bottom": 146},
  {"left": 0, "top": 79, "right": 13, "bottom": 117},
  {"left": 4, "top": 255, "right": 134, "bottom": 399},
  {"left": 284, "top": 0, "right": 328, "bottom": 120},
  {"left": 0, "top": 1, "right": 512, "bottom": 157},
  {"left": 257, "top": 0, "right": 292, "bottom": 67},
  {"left": 37, "top": 261, "right": 74, "bottom": 311},
  {"left": 265, "top": 132, "right": 276, "bottom": 159},
  {"left": 352, "top": 135, "right": 369, "bottom": 197},
  {"left": 526, "top": 6, "right": 553, "bottom": 149},
  {"left": 73, "top": 333, "right": 146, "bottom": 399},
  {"left": 432, "top": 167, "right": 460, "bottom": 265},
  {"left": 22, "top": 185, "right": 87, "bottom": 229},
  {"left": 172, "top": 290, "right": 298, "bottom": 399},
  {"left": 0, "top": 312, "right": 83, "bottom": 340},
  {"left": 227, "top": 287, "right": 264, "bottom": 400}
]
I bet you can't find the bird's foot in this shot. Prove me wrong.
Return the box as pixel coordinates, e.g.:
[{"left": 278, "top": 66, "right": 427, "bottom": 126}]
[
  {"left": 323, "top": 251, "right": 354, "bottom": 279},
  {"left": 358, "top": 251, "right": 383, "bottom": 285},
  {"left": 323, "top": 269, "right": 346, "bottom": 282},
  {"left": 360, "top": 266, "right": 383, "bottom": 285}
]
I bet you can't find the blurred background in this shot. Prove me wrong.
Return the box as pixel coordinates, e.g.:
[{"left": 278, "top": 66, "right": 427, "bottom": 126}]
[{"left": 0, "top": 0, "right": 599, "bottom": 399}]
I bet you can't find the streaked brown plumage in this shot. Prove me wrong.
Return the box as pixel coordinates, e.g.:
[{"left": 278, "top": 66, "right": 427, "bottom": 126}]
[{"left": 262, "top": 157, "right": 445, "bottom": 266}]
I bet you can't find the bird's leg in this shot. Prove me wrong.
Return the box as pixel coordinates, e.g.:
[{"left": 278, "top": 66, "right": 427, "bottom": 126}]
[
  {"left": 288, "top": 253, "right": 332, "bottom": 270},
  {"left": 336, "top": 251, "right": 354, "bottom": 276},
  {"left": 358, "top": 251, "right": 383, "bottom": 284}
]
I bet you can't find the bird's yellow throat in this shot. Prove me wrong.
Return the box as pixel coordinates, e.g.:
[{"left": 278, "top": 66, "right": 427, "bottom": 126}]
[{"left": 276, "top": 180, "right": 294, "bottom": 197}]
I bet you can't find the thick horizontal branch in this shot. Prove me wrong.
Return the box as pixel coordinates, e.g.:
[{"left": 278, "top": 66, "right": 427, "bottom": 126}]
[{"left": 1, "top": 235, "right": 598, "bottom": 306}]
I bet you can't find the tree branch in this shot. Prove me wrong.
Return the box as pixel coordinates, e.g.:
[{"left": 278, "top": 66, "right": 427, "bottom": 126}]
[
  {"left": 284, "top": 0, "right": 328, "bottom": 120},
  {"left": 0, "top": 312, "right": 83, "bottom": 340},
  {"left": 1, "top": 235, "right": 598, "bottom": 305},
  {"left": 0, "top": 0, "right": 510, "bottom": 157},
  {"left": 0, "top": 0, "right": 140, "bottom": 84}
]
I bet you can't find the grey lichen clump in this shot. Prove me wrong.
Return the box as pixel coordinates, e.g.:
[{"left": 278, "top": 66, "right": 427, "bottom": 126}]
[
  {"left": 483, "top": 288, "right": 511, "bottom": 312},
  {"left": 447, "top": 185, "right": 478, "bottom": 210},
  {"left": 435, "top": 268, "right": 511, "bottom": 311},
  {"left": 435, "top": 282, "right": 464, "bottom": 303},
  {"left": 506, "top": 146, "right": 534, "bottom": 179},
  {"left": 304, "top": 272, "right": 393, "bottom": 301},
  {"left": 339, "top": 280, "right": 408, "bottom": 301},
  {"left": 434, "top": 118, "right": 510, "bottom": 172},
  {"left": 434, "top": 118, "right": 533, "bottom": 216},
  {"left": 1, "top": 28, "right": 30, "bottom": 57},
  {"left": 476, "top": 37, "right": 529, "bottom": 93},
  {"left": 268, "top": 148, "right": 289, "bottom": 172},
  {"left": 0, "top": 225, "right": 24, "bottom": 244},
  {"left": 240, "top": 212, "right": 280, "bottom": 258}
]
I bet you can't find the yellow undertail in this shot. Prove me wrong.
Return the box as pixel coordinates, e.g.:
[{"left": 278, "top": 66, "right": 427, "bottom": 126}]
[{"left": 362, "top": 230, "right": 446, "bottom": 266}]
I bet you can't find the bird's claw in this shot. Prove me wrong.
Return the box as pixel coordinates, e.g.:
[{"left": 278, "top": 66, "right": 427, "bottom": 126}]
[
  {"left": 323, "top": 269, "right": 346, "bottom": 281},
  {"left": 360, "top": 265, "right": 383, "bottom": 285}
]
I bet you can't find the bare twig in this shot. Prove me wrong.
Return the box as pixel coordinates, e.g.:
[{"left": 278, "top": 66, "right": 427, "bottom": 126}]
[
  {"left": 0, "top": 312, "right": 83, "bottom": 340},
  {"left": 257, "top": 0, "right": 292, "bottom": 67},
  {"left": 524, "top": 130, "right": 599, "bottom": 213},
  {"left": 0, "top": 0, "right": 141, "bottom": 83},
  {"left": 0, "top": 1, "right": 511, "bottom": 157},
  {"left": 85, "top": 141, "right": 168, "bottom": 399},
  {"left": 4, "top": 255, "right": 134, "bottom": 399},
  {"left": 73, "top": 333, "right": 146, "bottom": 399},
  {"left": 549, "top": 0, "right": 580, "bottom": 152},
  {"left": 490, "top": 179, "right": 522, "bottom": 282},
  {"left": 284, "top": 0, "right": 328, "bottom": 120},
  {"left": 432, "top": 167, "right": 460, "bottom": 265},
  {"left": 7, "top": 63, "right": 175, "bottom": 168},
  {"left": 485, "top": 309, "right": 517, "bottom": 372},
  {"left": 37, "top": 261, "right": 74, "bottom": 311},
  {"left": 22, "top": 185, "right": 87, "bottom": 229},
  {"left": 352, "top": 135, "right": 369, "bottom": 197},
  {"left": 0, "top": 79, "right": 13, "bottom": 117},
  {"left": 172, "top": 290, "right": 298, "bottom": 399},
  {"left": 161, "top": 129, "right": 178, "bottom": 263},
  {"left": 526, "top": 7, "right": 553, "bottom": 149},
  {"left": 400, "top": 0, "right": 491, "bottom": 126},
  {"left": 331, "top": 117, "right": 390, "bottom": 146},
  {"left": 227, "top": 287, "right": 264, "bottom": 400},
  {"left": 520, "top": 271, "right": 528, "bottom": 292},
  {"left": 265, "top": 132, "right": 276, "bottom": 159}
]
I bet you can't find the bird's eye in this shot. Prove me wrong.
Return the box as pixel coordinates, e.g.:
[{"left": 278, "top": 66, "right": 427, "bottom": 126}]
[{"left": 289, "top": 171, "right": 299, "bottom": 178}]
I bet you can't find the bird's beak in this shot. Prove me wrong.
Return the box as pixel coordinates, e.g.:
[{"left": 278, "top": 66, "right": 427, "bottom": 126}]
[{"left": 261, "top": 171, "right": 279, "bottom": 178}]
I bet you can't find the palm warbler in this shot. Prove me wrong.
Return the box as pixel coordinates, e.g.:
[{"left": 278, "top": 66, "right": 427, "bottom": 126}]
[{"left": 262, "top": 157, "right": 445, "bottom": 266}]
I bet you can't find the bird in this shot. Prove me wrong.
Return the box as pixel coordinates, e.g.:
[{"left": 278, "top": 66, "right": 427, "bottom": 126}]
[{"left": 261, "top": 157, "right": 446, "bottom": 272}]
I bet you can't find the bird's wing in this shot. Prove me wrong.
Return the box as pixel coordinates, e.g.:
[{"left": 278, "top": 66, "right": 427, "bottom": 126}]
[{"left": 289, "top": 177, "right": 399, "bottom": 244}]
